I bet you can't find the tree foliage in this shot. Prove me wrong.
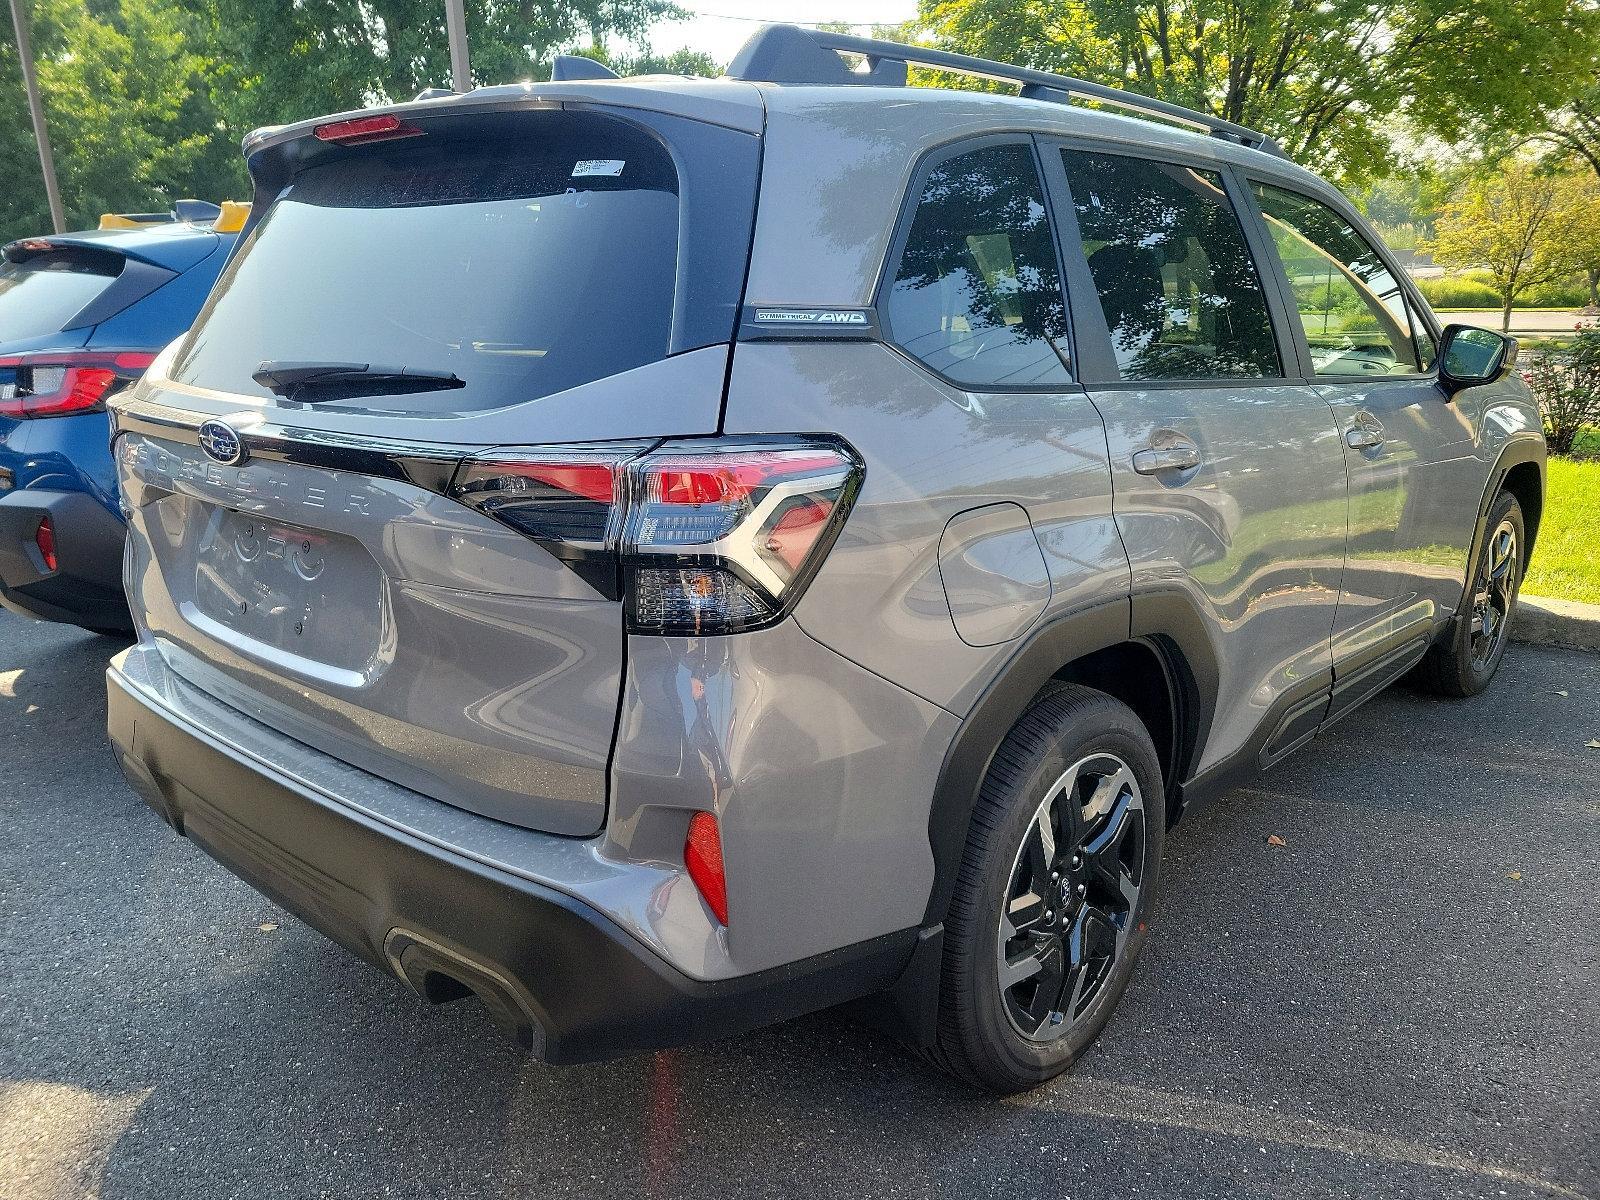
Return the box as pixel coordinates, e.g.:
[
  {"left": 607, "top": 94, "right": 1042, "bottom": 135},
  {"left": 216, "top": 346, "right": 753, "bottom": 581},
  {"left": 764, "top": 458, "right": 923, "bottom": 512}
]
[
  {"left": 1541, "top": 84, "right": 1600, "bottom": 185},
  {"left": 1429, "top": 160, "right": 1582, "bottom": 331},
  {"left": 917, "top": 0, "right": 1600, "bottom": 184},
  {"left": 202, "top": 0, "right": 684, "bottom": 136},
  {"left": 2, "top": 0, "right": 242, "bottom": 238},
  {"left": 1, "top": 0, "right": 687, "bottom": 242}
]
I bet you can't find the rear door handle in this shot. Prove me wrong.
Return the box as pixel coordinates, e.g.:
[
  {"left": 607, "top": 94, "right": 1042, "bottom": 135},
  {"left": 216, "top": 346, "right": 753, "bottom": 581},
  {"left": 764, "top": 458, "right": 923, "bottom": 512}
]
[
  {"left": 1345, "top": 414, "right": 1386, "bottom": 450},
  {"left": 1132, "top": 441, "right": 1202, "bottom": 475}
]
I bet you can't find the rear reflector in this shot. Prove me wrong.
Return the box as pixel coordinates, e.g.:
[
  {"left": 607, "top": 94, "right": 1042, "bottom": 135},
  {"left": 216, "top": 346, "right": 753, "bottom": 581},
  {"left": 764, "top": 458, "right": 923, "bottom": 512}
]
[
  {"left": 313, "top": 114, "right": 422, "bottom": 145},
  {"left": 35, "top": 516, "right": 57, "bottom": 572},
  {"left": 0, "top": 351, "right": 154, "bottom": 419},
  {"left": 684, "top": 811, "right": 729, "bottom": 926}
]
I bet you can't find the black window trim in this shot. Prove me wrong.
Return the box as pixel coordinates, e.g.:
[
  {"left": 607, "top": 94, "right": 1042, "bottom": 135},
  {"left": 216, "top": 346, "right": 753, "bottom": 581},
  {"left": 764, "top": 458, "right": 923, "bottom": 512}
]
[
  {"left": 1039, "top": 136, "right": 1305, "bottom": 390},
  {"left": 873, "top": 131, "right": 1083, "bottom": 395},
  {"left": 1237, "top": 169, "right": 1444, "bottom": 384}
]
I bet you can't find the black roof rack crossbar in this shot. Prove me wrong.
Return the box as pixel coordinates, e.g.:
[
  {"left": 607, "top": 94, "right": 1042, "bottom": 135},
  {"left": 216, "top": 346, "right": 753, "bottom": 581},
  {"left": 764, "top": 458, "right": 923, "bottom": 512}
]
[{"left": 726, "top": 24, "right": 1285, "bottom": 157}]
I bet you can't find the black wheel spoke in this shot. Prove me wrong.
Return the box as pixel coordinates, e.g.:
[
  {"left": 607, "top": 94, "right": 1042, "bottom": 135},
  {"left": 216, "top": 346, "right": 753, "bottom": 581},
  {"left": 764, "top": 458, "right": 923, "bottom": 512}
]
[
  {"left": 1062, "top": 904, "right": 1119, "bottom": 1020},
  {"left": 1020, "top": 936, "right": 1067, "bottom": 1032},
  {"left": 1470, "top": 518, "right": 1520, "bottom": 668},
  {"left": 1082, "top": 790, "right": 1144, "bottom": 913}
]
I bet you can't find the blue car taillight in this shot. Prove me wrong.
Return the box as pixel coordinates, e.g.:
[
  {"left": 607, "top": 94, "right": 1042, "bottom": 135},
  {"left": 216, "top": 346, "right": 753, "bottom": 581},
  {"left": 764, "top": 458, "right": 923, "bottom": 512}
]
[
  {"left": 449, "top": 438, "right": 863, "bottom": 633},
  {"left": 0, "top": 350, "right": 155, "bottom": 419}
]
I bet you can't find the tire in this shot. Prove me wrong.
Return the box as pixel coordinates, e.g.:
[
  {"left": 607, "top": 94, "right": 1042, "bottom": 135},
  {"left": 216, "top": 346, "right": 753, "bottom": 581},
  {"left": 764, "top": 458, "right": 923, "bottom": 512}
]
[
  {"left": 928, "top": 684, "right": 1164, "bottom": 1093},
  {"left": 1413, "top": 490, "right": 1525, "bottom": 698}
]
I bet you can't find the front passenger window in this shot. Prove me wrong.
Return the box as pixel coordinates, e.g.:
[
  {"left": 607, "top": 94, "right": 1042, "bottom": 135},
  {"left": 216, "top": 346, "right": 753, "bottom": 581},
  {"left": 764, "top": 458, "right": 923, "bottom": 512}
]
[
  {"left": 1252, "top": 183, "right": 1427, "bottom": 377},
  {"left": 884, "top": 142, "right": 1072, "bottom": 389}
]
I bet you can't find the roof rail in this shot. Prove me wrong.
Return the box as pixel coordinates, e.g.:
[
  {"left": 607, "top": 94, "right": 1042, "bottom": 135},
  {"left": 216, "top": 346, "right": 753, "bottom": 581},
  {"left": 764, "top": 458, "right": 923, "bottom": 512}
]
[{"left": 726, "top": 24, "right": 1284, "bottom": 157}]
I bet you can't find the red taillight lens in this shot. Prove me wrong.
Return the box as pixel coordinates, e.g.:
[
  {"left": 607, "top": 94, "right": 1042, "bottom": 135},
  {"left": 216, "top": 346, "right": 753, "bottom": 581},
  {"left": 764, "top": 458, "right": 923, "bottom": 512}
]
[
  {"left": 35, "top": 516, "right": 57, "bottom": 572},
  {"left": 684, "top": 811, "right": 729, "bottom": 926},
  {"left": 0, "top": 351, "right": 154, "bottom": 419},
  {"left": 313, "top": 114, "right": 422, "bottom": 145},
  {"left": 449, "top": 438, "right": 863, "bottom": 633}
]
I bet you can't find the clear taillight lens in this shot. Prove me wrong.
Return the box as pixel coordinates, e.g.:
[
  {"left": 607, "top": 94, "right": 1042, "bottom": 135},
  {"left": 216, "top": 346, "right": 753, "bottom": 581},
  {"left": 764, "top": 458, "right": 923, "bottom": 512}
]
[
  {"left": 621, "top": 443, "right": 861, "bottom": 634},
  {"left": 449, "top": 437, "right": 863, "bottom": 634}
]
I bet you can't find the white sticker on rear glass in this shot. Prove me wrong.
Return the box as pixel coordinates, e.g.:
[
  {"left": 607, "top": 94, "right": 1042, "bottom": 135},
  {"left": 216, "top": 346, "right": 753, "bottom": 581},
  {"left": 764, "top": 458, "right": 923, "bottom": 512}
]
[{"left": 572, "top": 159, "right": 625, "bottom": 178}]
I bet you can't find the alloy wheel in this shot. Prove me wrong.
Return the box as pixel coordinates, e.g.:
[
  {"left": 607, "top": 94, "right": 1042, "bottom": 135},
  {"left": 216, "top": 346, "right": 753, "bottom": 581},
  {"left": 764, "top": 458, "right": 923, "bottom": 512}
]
[
  {"left": 1470, "top": 518, "right": 1519, "bottom": 669},
  {"left": 997, "top": 753, "right": 1146, "bottom": 1042}
]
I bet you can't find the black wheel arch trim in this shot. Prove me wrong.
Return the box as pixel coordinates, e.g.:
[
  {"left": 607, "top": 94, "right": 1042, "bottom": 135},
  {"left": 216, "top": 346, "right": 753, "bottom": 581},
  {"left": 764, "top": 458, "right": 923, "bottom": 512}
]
[
  {"left": 918, "top": 587, "right": 1228, "bottom": 933},
  {"left": 1463, "top": 437, "right": 1545, "bottom": 614}
]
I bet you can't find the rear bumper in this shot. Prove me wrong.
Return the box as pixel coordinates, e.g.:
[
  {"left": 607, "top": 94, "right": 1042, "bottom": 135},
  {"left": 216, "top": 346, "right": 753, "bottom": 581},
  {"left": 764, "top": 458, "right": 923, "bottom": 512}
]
[
  {"left": 0, "top": 488, "right": 129, "bottom": 629},
  {"left": 107, "top": 650, "right": 914, "bottom": 1064}
]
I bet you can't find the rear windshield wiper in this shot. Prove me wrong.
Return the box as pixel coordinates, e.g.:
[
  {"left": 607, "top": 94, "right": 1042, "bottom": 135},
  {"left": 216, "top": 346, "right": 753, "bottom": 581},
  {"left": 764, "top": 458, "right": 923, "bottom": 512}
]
[{"left": 252, "top": 360, "right": 465, "bottom": 398}]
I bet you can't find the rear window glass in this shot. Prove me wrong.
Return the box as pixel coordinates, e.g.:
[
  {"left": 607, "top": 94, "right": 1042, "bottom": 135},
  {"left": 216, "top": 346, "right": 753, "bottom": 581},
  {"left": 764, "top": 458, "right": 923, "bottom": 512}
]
[
  {"left": 173, "top": 116, "right": 681, "bottom": 411},
  {"left": 0, "top": 250, "right": 122, "bottom": 343},
  {"left": 884, "top": 141, "right": 1071, "bottom": 389}
]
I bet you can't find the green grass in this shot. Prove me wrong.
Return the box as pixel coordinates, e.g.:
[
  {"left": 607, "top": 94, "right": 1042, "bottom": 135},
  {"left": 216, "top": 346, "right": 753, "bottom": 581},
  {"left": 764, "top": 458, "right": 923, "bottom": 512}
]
[{"left": 1524, "top": 457, "right": 1600, "bottom": 605}]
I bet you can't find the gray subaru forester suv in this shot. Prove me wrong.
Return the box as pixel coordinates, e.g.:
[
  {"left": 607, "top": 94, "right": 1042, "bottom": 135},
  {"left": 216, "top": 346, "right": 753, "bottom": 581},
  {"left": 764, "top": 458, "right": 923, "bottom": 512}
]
[{"left": 106, "top": 25, "right": 1545, "bottom": 1092}]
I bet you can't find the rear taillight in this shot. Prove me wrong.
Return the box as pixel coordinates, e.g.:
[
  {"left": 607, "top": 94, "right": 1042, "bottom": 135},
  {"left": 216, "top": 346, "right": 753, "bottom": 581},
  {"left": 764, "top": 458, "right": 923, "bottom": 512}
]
[
  {"left": 0, "top": 351, "right": 154, "bottom": 419},
  {"left": 450, "top": 437, "right": 863, "bottom": 634},
  {"left": 35, "top": 516, "right": 57, "bottom": 572}
]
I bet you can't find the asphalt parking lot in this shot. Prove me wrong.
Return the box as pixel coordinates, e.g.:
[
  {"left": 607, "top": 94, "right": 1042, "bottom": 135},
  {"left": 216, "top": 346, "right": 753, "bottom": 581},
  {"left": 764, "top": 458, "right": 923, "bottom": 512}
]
[{"left": 1, "top": 611, "right": 1595, "bottom": 1200}]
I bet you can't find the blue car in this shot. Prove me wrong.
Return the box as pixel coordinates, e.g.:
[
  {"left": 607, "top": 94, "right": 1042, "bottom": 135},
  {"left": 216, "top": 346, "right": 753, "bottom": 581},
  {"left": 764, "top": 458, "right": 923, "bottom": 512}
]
[{"left": 0, "top": 206, "right": 240, "bottom": 632}]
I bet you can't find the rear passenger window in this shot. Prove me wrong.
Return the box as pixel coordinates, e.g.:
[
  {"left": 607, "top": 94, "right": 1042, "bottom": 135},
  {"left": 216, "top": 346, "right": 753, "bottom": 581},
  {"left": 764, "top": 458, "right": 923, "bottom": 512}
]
[
  {"left": 1251, "top": 183, "right": 1428, "bottom": 377},
  {"left": 1060, "top": 150, "right": 1281, "bottom": 382},
  {"left": 884, "top": 142, "right": 1072, "bottom": 388}
]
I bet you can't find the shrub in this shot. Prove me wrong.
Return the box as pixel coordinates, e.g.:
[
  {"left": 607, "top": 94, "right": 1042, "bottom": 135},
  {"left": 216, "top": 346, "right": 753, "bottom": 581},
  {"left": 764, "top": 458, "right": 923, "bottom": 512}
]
[
  {"left": 1523, "top": 324, "right": 1600, "bottom": 455},
  {"left": 1522, "top": 277, "right": 1592, "bottom": 308},
  {"left": 1418, "top": 276, "right": 1502, "bottom": 309}
]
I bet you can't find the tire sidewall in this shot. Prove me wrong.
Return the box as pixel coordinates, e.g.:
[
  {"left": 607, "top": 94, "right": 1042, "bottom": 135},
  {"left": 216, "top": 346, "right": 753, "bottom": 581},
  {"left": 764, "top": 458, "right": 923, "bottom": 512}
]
[
  {"left": 961, "top": 697, "right": 1164, "bottom": 1087},
  {"left": 1457, "top": 491, "right": 1525, "bottom": 690}
]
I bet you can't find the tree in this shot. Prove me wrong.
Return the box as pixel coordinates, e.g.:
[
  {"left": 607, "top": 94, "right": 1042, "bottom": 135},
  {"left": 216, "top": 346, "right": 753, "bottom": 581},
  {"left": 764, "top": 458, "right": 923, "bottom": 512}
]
[
  {"left": 202, "top": 0, "right": 687, "bottom": 137},
  {"left": 1, "top": 0, "right": 242, "bottom": 241},
  {"left": 916, "top": 0, "right": 1600, "bottom": 185},
  {"left": 1430, "top": 161, "right": 1574, "bottom": 332},
  {"left": 2, "top": 0, "right": 713, "bottom": 243},
  {"left": 1556, "top": 171, "right": 1600, "bottom": 310},
  {"left": 1541, "top": 85, "right": 1600, "bottom": 186},
  {"left": 573, "top": 44, "right": 719, "bottom": 77}
]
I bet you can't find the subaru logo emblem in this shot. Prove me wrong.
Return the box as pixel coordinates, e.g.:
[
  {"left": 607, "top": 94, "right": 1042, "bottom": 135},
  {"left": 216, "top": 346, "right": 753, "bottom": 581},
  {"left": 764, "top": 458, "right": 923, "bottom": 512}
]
[{"left": 198, "top": 420, "right": 245, "bottom": 466}]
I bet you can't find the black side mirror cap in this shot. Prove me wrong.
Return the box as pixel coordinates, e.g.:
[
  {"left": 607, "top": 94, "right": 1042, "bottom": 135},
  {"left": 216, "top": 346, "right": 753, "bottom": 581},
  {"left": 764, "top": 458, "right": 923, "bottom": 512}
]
[{"left": 1438, "top": 324, "right": 1518, "bottom": 395}]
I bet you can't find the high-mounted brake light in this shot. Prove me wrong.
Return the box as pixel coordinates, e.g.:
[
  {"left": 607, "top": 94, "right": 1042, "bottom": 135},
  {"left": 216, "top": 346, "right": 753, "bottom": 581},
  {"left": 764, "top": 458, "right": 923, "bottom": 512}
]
[
  {"left": 0, "top": 351, "right": 154, "bottom": 419},
  {"left": 684, "top": 811, "right": 729, "bottom": 926},
  {"left": 449, "top": 438, "right": 863, "bottom": 634},
  {"left": 313, "top": 114, "right": 423, "bottom": 145}
]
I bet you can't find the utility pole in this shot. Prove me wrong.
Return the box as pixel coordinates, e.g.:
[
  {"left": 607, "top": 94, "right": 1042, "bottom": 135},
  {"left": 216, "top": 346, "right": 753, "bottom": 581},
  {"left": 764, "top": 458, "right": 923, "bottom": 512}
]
[
  {"left": 8, "top": 0, "right": 65, "bottom": 233},
  {"left": 444, "top": 0, "right": 471, "bottom": 93}
]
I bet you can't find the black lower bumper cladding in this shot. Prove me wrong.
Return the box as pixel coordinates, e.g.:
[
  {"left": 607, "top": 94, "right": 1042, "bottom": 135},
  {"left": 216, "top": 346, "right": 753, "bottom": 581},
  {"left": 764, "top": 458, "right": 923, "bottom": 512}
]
[
  {"left": 107, "top": 668, "right": 914, "bottom": 1064},
  {"left": 0, "top": 489, "right": 130, "bottom": 629}
]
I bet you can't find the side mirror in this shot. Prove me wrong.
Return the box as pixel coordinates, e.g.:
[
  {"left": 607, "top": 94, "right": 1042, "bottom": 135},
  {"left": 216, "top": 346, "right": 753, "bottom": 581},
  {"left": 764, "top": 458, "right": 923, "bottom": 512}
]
[{"left": 1438, "top": 324, "right": 1517, "bottom": 394}]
